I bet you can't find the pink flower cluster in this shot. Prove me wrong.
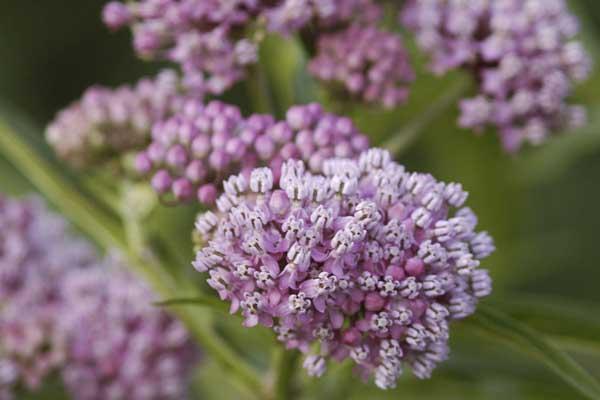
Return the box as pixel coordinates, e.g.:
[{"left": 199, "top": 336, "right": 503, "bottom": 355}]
[
  {"left": 192, "top": 148, "right": 494, "bottom": 388},
  {"left": 309, "top": 25, "right": 414, "bottom": 109},
  {"left": 0, "top": 197, "right": 197, "bottom": 400},
  {"left": 46, "top": 70, "right": 184, "bottom": 167},
  {"left": 0, "top": 197, "right": 96, "bottom": 397},
  {"left": 60, "top": 259, "right": 197, "bottom": 400},
  {"left": 136, "top": 101, "right": 369, "bottom": 205},
  {"left": 102, "top": 0, "right": 382, "bottom": 96},
  {"left": 402, "top": 0, "right": 591, "bottom": 151},
  {"left": 265, "top": 0, "right": 381, "bottom": 34}
]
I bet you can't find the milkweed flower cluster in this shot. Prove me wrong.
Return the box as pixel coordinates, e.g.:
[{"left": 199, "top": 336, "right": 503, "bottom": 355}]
[
  {"left": 102, "top": 0, "right": 383, "bottom": 96},
  {"left": 60, "top": 261, "right": 197, "bottom": 400},
  {"left": 192, "top": 148, "right": 494, "bottom": 388},
  {"left": 309, "top": 26, "right": 414, "bottom": 109},
  {"left": 265, "top": 0, "right": 382, "bottom": 34},
  {"left": 402, "top": 0, "right": 591, "bottom": 151},
  {"left": 0, "top": 197, "right": 96, "bottom": 398},
  {"left": 136, "top": 101, "right": 369, "bottom": 204},
  {"left": 0, "top": 196, "right": 197, "bottom": 400},
  {"left": 46, "top": 70, "right": 184, "bottom": 167}
]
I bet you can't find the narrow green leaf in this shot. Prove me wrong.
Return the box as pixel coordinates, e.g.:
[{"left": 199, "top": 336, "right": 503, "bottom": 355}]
[
  {"left": 155, "top": 296, "right": 231, "bottom": 315},
  {"left": 467, "top": 305, "right": 600, "bottom": 400},
  {"left": 491, "top": 295, "right": 600, "bottom": 358}
]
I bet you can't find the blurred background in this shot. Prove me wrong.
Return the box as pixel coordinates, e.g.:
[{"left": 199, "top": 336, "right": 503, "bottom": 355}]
[{"left": 1, "top": 0, "right": 599, "bottom": 399}]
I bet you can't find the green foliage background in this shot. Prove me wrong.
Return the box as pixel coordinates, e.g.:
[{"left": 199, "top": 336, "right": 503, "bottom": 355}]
[{"left": 0, "top": 1, "right": 599, "bottom": 399}]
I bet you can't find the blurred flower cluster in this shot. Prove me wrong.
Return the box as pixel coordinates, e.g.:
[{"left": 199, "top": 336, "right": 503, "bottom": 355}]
[
  {"left": 309, "top": 26, "right": 414, "bottom": 109},
  {"left": 100, "top": 0, "right": 377, "bottom": 93},
  {"left": 46, "top": 70, "right": 185, "bottom": 167},
  {"left": 402, "top": 0, "right": 591, "bottom": 151},
  {"left": 0, "top": 197, "right": 196, "bottom": 400}
]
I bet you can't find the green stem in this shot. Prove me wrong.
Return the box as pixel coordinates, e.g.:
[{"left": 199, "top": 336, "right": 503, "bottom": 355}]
[
  {"left": 331, "top": 362, "right": 355, "bottom": 400},
  {"left": 272, "top": 349, "right": 300, "bottom": 400},
  {"left": 0, "top": 120, "right": 268, "bottom": 399},
  {"left": 382, "top": 77, "right": 471, "bottom": 156},
  {"left": 246, "top": 64, "right": 279, "bottom": 116}
]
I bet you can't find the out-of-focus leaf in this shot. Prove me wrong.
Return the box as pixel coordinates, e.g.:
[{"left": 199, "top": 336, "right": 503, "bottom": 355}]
[
  {"left": 193, "top": 358, "right": 254, "bottom": 400},
  {"left": 492, "top": 295, "right": 600, "bottom": 357},
  {"left": 214, "top": 313, "right": 275, "bottom": 370},
  {"left": 259, "top": 34, "right": 317, "bottom": 113},
  {"left": 303, "top": 357, "right": 582, "bottom": 400},
  {"left": 467, "top": 305, "right": 600, "bottom": 400},
  {"left": 155, "top": 296, "right": 231, "bottom": 315}
]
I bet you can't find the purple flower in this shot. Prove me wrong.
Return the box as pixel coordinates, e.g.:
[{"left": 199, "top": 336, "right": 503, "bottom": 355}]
[
  {"left": 138, "top": 102, "right": 368, "bottom": 205},
  {"left": 309, "top": 25, "right": 414, "bottom": 109},
  {"left": 265, "top": 0, "right": 381, "bottom": 35},
  {"left": 402, "top": 0, "right": 591, "bottom": 151},
  {"left": 102, "top": 1, "right": 132, "bottom": 30},
  {"left": 102, "top": 0, "right": 261, "bottom": 96},
  {"left": 60, "top": 257, "right": 198, "bottom": 400},
  {"left": 192, "top": 148, "right": 494, "bottom": 388},
  {"left": 104, "top": 0, "right": 382, "bottom": 95},
  {"left": 46, "top": 70, "right": 184, "bottom": 167},
  {"left": 0, "top": 196, "right": 198, "bottom": 399},
  {"left": 0, "top": 196, "right": 96, "bottom": 395}
]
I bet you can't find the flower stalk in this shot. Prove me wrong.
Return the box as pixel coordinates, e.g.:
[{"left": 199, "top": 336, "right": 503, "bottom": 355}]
[{"left": 272, "top": 349, "right": 300, "bottom": 400}]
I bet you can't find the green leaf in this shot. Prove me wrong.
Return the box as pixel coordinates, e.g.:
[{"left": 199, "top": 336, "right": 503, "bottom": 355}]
[
  {"left": 467, "top": 305, "right": 600, "bottom": 400},
  {"left": 155, "top": 295, "right": 231, "bottom": 315},
  {"left": 492, "top": 295, "right": 600, "bottom": 357},
  {"left": 259, "top": 34, "right": 318, "bottom": 112}
]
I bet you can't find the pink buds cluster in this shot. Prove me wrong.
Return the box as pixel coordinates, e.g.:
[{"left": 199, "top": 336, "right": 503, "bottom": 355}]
[
  {"left": 46, "top": 70, "right": 184, "bottom": 167},
  {"left": 309, "top": 25, "right": 414, "bottom": 109},
  {"left": 136, "top": 102, "right": 369, "bottom": 205}
]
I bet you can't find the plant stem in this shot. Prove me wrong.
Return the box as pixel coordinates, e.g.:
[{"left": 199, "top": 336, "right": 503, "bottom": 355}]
[
  {"left": 272, "top": 349, "right": 300, "bottom": 400},
  {"left": 382, "top": 77, "right": 471, "bottom": 156},
  {"left": 246, "top": 63, "right": 279, "bottom": 116},
  {"left": 0, "top": 120, "right": 268, "bottom": 399}
]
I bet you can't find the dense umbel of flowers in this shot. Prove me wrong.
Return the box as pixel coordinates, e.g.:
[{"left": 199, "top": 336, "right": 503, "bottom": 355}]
[
  {"left": 136, "top": 101, "right": 369, "bottom": 204},
  {"left": 309, "top": 25, "right": 414, "bottom": 109},
  {"left": 0, "top": 197, "right": 197, "bottom": 400},
  {"left": 402, "top": 0, "right": 591, "bottom": 151},
  {"left": 0, "top": 197, "right": 96, "bottom": 398},
  {"left": 192, "top": 148, "right": 495, "bottom": 388},
  {"left": 103, "top": 0, "right": 381, "bottom": 96},
  {"left": 60, "top": 260, "right": 197, "bottom": 400},
  {"left": 46, "top": 69, "right": 184, "bottom": 167}
]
